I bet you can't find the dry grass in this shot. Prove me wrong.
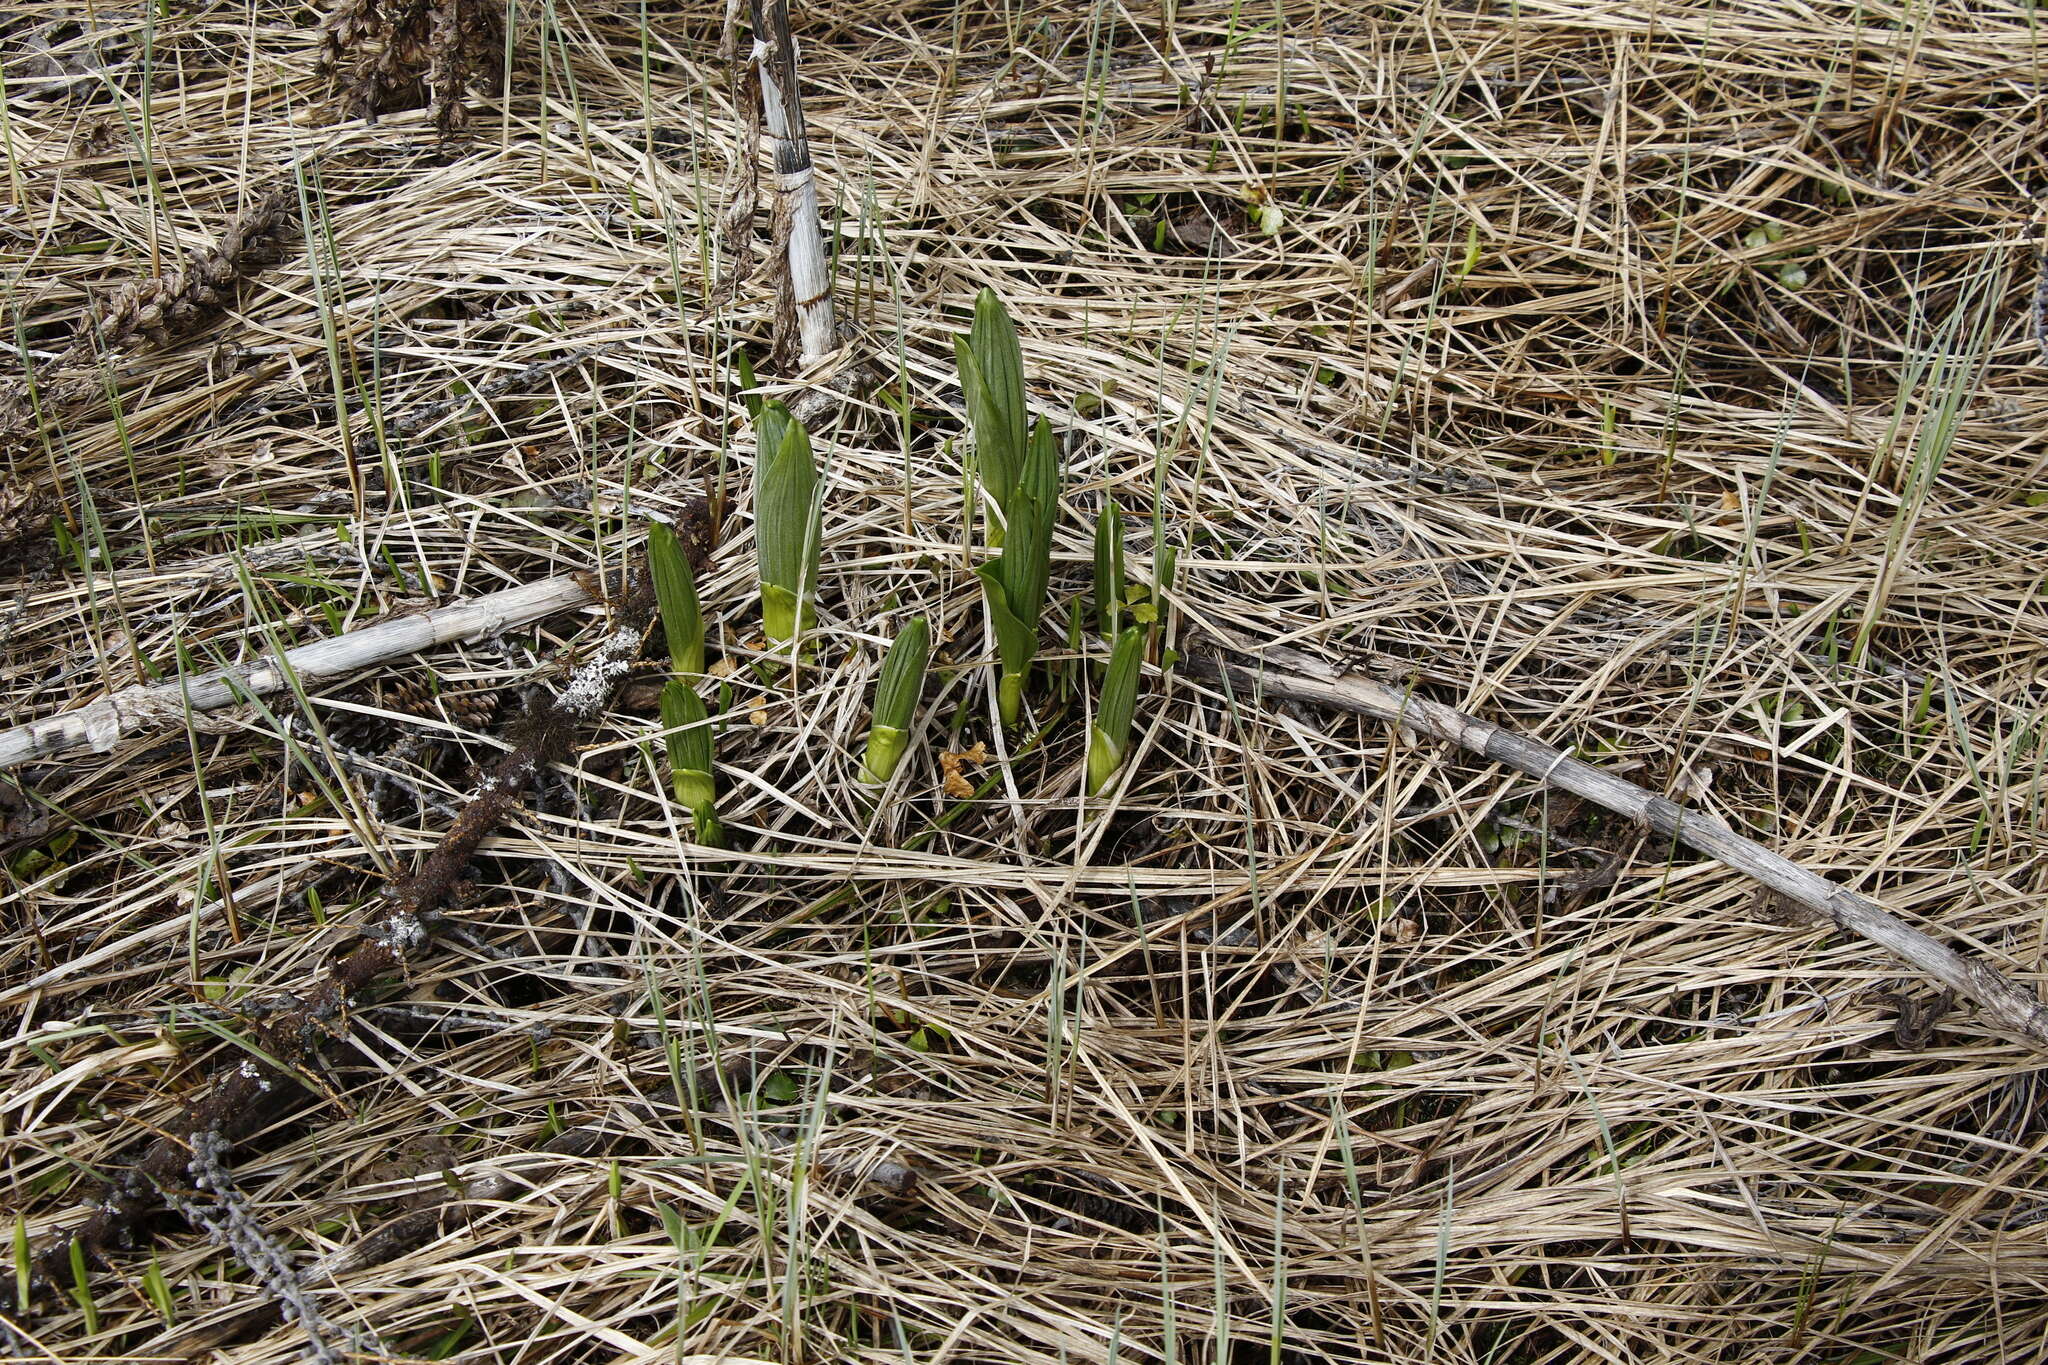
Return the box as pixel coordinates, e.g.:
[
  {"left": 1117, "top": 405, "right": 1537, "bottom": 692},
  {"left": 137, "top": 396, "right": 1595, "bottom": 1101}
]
[{"left": 3, "top": 0, "right": 2047, "bottom": 1361}]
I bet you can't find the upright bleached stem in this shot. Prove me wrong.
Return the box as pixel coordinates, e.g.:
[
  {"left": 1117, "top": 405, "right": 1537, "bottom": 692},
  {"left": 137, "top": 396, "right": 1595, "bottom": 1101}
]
[{"left": 750, "top": 0, "right": 835, "bottom": 367}]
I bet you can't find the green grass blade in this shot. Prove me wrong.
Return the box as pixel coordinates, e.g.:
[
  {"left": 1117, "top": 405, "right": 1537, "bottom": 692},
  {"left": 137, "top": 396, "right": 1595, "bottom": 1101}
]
[{"left": 1093, "top": 503, "right": 1124, "bottom": 636}]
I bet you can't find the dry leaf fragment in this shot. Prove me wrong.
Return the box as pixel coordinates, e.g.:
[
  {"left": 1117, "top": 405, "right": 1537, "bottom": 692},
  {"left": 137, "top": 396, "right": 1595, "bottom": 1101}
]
[{"left": 939, "top": 742, "right": 990, "bottom": 799}]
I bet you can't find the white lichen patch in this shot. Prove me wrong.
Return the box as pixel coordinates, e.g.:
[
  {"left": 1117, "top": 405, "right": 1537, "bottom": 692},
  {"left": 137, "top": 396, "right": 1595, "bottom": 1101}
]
[{"left": 554, "top": 624, "right": 645, "bottom": 719}]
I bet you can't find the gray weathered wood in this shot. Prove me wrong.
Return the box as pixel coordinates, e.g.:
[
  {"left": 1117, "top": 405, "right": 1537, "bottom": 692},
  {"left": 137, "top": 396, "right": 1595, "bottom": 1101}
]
[
  {"left": 0, "top": 574, "right": 596, "bottom": 771},
  {"left": 1186, "top": 643, "right": 2048, "bottom": 1049},
  {"left": 751, "top": 0, "right": 835, "bottom": 367}
]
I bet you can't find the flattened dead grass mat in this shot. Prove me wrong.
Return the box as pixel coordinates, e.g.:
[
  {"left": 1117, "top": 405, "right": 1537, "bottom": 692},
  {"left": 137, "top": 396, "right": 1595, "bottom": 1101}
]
[{"left": 2, "top": 1, "right": 2046, "bottom": 1361}]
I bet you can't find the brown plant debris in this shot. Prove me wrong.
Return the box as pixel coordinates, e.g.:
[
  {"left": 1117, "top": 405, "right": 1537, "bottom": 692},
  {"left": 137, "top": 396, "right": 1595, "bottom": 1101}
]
[
  {"left": 91, "top": 181, "right": 299, "bottom": 351},
  {"left": 318, "top": 0, "right": 504, "bottom": 135},
  {"left": 939, "top": 741, "right": 989, "bottom": 799},
  {"left": 0, "top": 479, "right": 56, "bottom": 574},
  {"left": 31, "top": 497, "right": 716, "bottom": 1293}
]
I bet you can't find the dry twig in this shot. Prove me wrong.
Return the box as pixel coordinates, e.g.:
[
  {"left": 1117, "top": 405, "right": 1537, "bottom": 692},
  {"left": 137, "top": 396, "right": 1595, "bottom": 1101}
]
[
  {"left": 1187, "top": 642, "right": 2048, "bottom": 1047},
  {"left": 0, "top": 574, "right": 598, "bottom": 771},
  {"left": 30, "top": 497, "right": 717, "bottom": 1289}
]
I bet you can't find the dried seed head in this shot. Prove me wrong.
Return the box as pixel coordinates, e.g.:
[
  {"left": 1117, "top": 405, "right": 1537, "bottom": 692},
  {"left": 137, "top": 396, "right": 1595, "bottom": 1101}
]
[
  {"left": 320, "top": 0, "right": 502, "bottom": 133},
  {"left": 94, "top": 182, "right": 298, "bottom": 350}
]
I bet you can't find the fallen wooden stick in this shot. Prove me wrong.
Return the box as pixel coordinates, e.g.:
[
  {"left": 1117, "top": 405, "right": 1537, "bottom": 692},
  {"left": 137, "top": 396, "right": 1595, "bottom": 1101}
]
[
  {"left": 34, "top": 496, "right": 718, "bottom": 1292},
  {"left": 0, "top": 573, "right": 599, "bottom": 771},
  {"left": 1184, "top": 641, "right": 2048, "bottom": 1049}
]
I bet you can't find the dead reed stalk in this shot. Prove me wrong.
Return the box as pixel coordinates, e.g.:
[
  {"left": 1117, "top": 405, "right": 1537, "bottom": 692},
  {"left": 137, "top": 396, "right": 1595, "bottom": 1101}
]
[{"left": 744, "top": 0, "right": 836, "bottom": 373}]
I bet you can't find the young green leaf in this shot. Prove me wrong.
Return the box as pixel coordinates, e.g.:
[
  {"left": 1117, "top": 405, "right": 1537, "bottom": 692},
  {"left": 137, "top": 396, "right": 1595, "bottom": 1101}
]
[
  {"left": 1087, "top": 626, "right": 1145, "bottom": 795},
  {"left": 955, "top": 288, "right": 1027, "bottom": 540},
  {"left": 1092, "top": 504, "right": 1124, "bottom": 636},
  {"left": 861, "top": 615, "right": 932, "bottom": 784},
  {"left": 141, "top": 1255, "right": 174, "bottom": 1324},
  {"left": 1148, "top": 537, "right": 1179, "bottom": 655},
  {"left": 733, "top": 347, "right": 764, "bottom": 420},
  {"left": 974, "top": 417, "right": 1060, "bottom": 726},
  {"left": 12, "top": 1214, "right": 27, "bottom": 1314},
  {"left": 647, "top": 519, "right": 704, "bottom": 677},
  {"left": 660, "top": 679, "right": 723, "bottom": 846},
  {"left": 752, "top": 401, "right": 820, "bottom": 644},
  {"left": 69, "top": 1236, "right": 96, "bottom": 1334}
]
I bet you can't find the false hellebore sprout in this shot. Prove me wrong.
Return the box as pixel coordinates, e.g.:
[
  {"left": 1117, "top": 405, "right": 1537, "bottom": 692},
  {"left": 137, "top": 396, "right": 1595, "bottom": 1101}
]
[
  {"left": 647, "top": 518, "right": 705, "bottom": 677},
  {"left": 955, "top": 288, "right": 1027, "bottom": 545},
  {"left": 1088, "top": 627, "right": 1144, "bottom": 795},
  {"left": 752, "top": 400, "right": 821, "bottom": 645},
  {"left": 975, "top": 416, "right": 1060, "bottom": 727},
  {"left": 861, "top": 615, "right": 932, "bottom": 785},
  {"left": 660, "top": 679, "right": 723, "bottom": 846},
  {"left": 1092, "top": 504, "right": 1124, "bottom": 637}
]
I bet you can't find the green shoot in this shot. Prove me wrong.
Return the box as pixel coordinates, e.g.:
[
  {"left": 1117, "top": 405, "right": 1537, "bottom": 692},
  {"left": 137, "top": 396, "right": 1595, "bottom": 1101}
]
[
  {"left": 647, "top": 518, "right": 704, "bottom": 676},
  {"left": 974, "top": 416, "right": 1060, "bottom": 727},
  {"left": 1088, "top": 627, "right": 1144, "bottom": 794},
  {"left": 660, "top": 679, "right": 723, "bottom": 846},
  {"left": 733, "top": 346, "right": 764, "bottom": 420},
  {"left": 955, "top": 287, "right": 1028, "bottom": 543},
  {"left": 862, "top": 615, "right": 932, "bottom": 785},
  {"left": 1093, "top": 503, "right": 1124, "bottom": 636},
  {"left": 141, "top": 1254, "right": 175, "bottom": 1324},
  {"left": 1152, "top": 537, "right": 1179, "bottom": 665},
  {"left": 69, "top": 1236, "right": 96, "bottom": 1334},
  {"left": 751, "top": 401, "right": 821, "bottom": 645}
]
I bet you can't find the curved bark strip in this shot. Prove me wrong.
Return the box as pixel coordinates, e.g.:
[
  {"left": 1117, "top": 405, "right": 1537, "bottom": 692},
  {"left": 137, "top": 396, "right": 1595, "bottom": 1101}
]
[{"left": 1186, "top": 642, "right": 2048, "bottom": 1050}]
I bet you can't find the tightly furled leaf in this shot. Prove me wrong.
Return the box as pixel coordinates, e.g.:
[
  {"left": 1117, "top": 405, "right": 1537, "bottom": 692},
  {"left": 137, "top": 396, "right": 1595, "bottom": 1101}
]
[
  {"left": 1087, "top": 626, "right": 1144, "bottom": 795},
  {"left": 974, "top": 417, "right": 1060, "bottom": 727},
  {"left": 955, "top": 288, "right": 1028, "bottom": 542},
  {"left": 751, "top": 401, "right": 821, "bottom": 644},
  {"left": 648, "top": 520, "right": 704, "bottom": 677},
  {"left": 660, "top": 680, "right": 723, "bottom": 846},
  {"left": 862, "top": 615, "right": 932, "bottom": 784}
]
